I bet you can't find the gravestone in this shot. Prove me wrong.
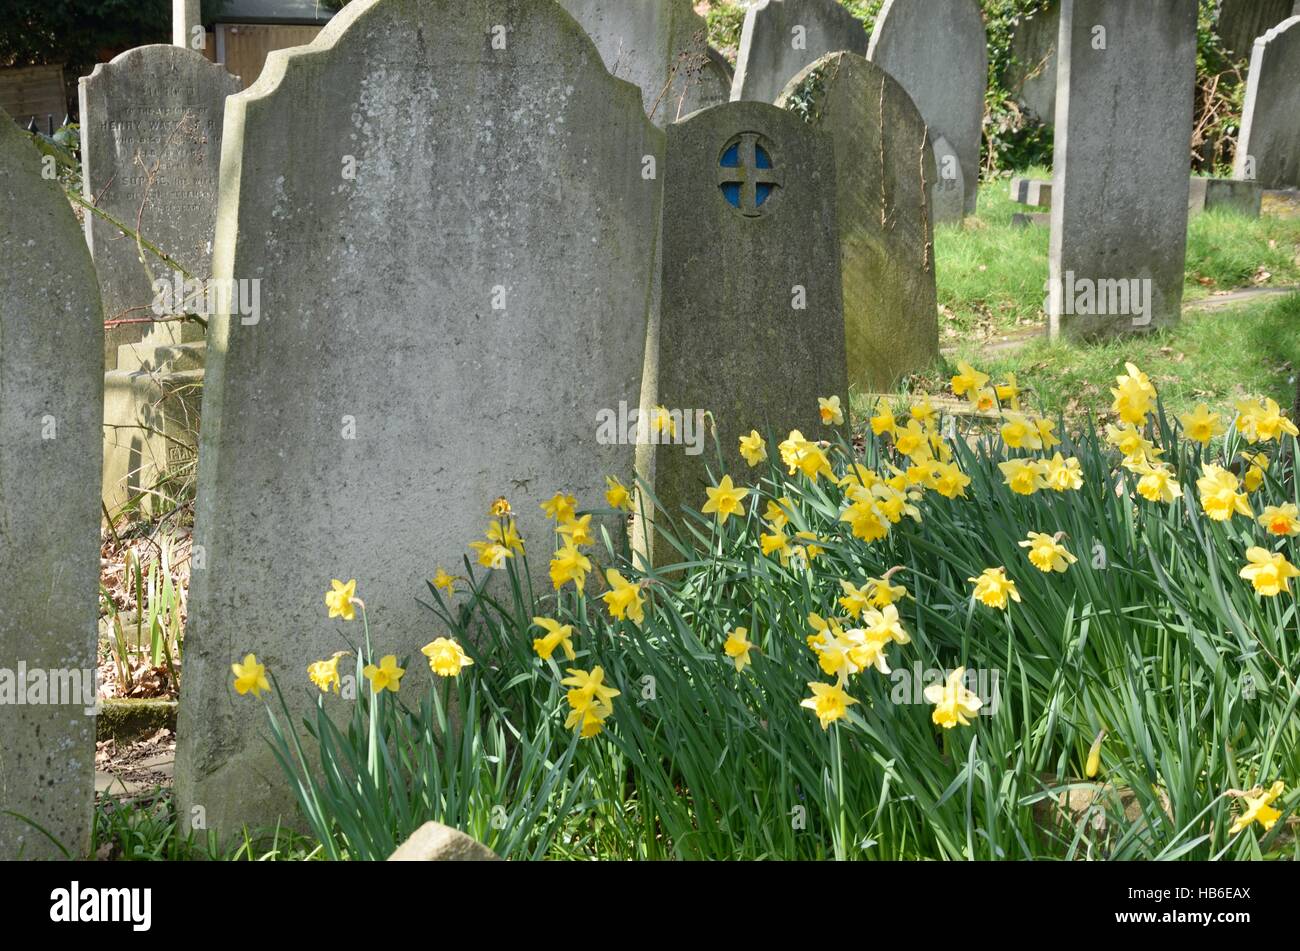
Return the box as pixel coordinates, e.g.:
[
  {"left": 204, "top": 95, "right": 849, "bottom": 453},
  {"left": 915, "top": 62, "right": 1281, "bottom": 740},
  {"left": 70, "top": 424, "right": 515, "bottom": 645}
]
[
  {"left": 777, "top": 52, "right": 937, "bottom": 391},
  {"left": 1234, "top": 17, "right": 1300, "bottom": 190},
  {"left": 931, "top": 134, "right": 966, "bottom": 225},
  {"left": 175, "top": 0, "right": 663, "bottom": 838},
  {"left": 868, "top": 0, "right": 987, "bottom": 216},
  {"left": 650, "top": 100, "right": 847, "bottom": 538},
  {"left": 79, "top": 45, "right": 239, "bottom": 368},
  {"left": 1010, "top": 178, "right": 1052, "bottom": 207},
  {"left": 731, "top": 0, "right": 869, "bottom": 105},
  {"left": 1218, "top": 0, "right": 1295, "bottom": 60},
  {"left": 1049, "top": 0, "right": 1197, "bottom": 340},
  {"left": 556, "top": 0, "right": 730, "bottom": 127},
  {"left": 1005, "top": 0, "right": 1059, "bottom": 126},
  {"left": 1187, "top": 177, "right": 1262, "bottom": 217},
  {"left": 0, "top": 110, "right": 103, "bottom": 860}
]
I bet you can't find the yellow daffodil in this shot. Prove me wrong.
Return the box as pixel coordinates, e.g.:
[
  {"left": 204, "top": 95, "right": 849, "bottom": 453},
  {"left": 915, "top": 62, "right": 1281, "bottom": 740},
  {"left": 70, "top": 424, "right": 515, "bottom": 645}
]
[
  {"left": 470, "top": 540, "right": 511, "bottom": 569},
  {"left": 819, "top": 395, "right": 844, "bottom": 426},
  {"left": 1242, "top": 452, "right": 1269, "bottom": 493},
  {"left": 1179, "top": 404, "right": 1224, "bottom": 445},
  {"left": 1019, "top": 532, "right": 1077, "bottom": 573},
  {"left": 971, "top": 387, "right": 998, "bottom": 413},
  {"left": 1110, "top": 362, "right": 1155, "bottom": 425},
  {"left": 531, "top": 617, "right": 576, "bottom": 662},
  {"left": 325, "top": 579, "right": 358, "bottom": 621},
  {"left": 931, "top": 460, "right": 972, "bottom": 499},
  {"left": 489, "top": 496, "right": 512, "bottom": 518},
  {"left": 1000, "top": 412, "right": 1043, "bottom": 451},
  {"left": 1197, "top": 464, "right": 1253, "bottom": 521},
  {"left": 1043, "top": 453, "right": 1084, "bottom": 492},
  {"left": 801, "top": 681, "right": 858, "bottom": 730},
  {"left": 605, "top": 476, "right": 633, "bottom": 511},
  {"left": 649, "top": 404, "right": 677, "bottom": 438},
  {"left": 738, "top": 430, "right": 767, "bottom": 466},
  {"left": 760, "top": 527, "right": 793, "bottom": 559},
  {"left": 557, "top": 514, "right": 594, "bottom": 547},
  {"left": 431, "top": 567, "right": 456, "bottom": 594},
  {"left": 549, "top": 544, "right": 592, "bottom": 590},
  {"left": 1035, "top": 417, "right": 1061, "bottom": 450},
  {"left": 1239, "top": 547, "right": 1300, "bottom": 597},
  {"left": 840, "top": 497, "right": 890, "bottom": 543},
  {"left": 999, "top": 458, "right": 1047, "bottom": 495},
  {"left": 995, "top": 373, "right": 1020, "bottom": 410},
  {"left": 232, "top": 653, "right": 270, "bottom": 697},
  {"left": 1085, "top": 730, "right": 1106, "bottom": 779},
  {"left": 702, "top": 475, "right": 750, "bottom": 525},
  {"left": 893, "top": 419, "right": 930, "bottom": 461},
  {"left": 363, "top": 654, "right": 404, "bottom": 693},
  {"left": 421, "top": 637, "right": 473, "bottom": 677},
  {"left": 307, "top": 651, "right": 349, "bottom": 694},
  {"left": 969, "top": 567, "right": 1020, "bottom": 610},
  {"left": 866, "top": 574, "right": 907, "bottom": 608},
  {"left": 1236, "top": 397, "right": 1298, "bottom": 444},
  {"left": 764, "top": 496, "right": 793, "bottom": 528},
  {"left": 1134, "top": 462, "right": 1182, "bottom": 504},
  {"left": 561, "top": 667, "right": 620, "bottom": 738},
  {"left": 779, "top": 431, "right": 835, "bottom": 480},
  {"left": 838, "top": 580, "right": 872, "bottom": 618},
  {"left": 1259, "top": 503, "right": 1300, "bottom": 536},
  {"left": 723, "top": 627, "right": 756, "bottom": 672},
  {"left": 602, "top": 569, "right": 645, "bottom": 625},
  {"left": 924, "top": 667, "right": 983, "bottom": 728},
  {"left": 863, "top": 604, "right": 910, "bottom": 645},
  {"left": 911, "top": 396, "right": 938, "bottom": 429},
  {"left": 1230, "top": 781, "right": 1285, "bottom": 835},
  {"left": 951, "top": 361, "right": 989, "bottom": 398},
  {"left": 870, "top": 400, "right": 898, "bottom": 437},
  {"left": 541, "top": 492, "right": 577, "bottom": 522}
]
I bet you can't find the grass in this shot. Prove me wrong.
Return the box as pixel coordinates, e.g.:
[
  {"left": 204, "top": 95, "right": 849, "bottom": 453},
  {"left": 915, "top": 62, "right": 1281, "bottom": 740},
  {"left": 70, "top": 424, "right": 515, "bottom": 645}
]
[
  {"left": 935, "top": 167, "right": 1300, "bottom": 338},
  {"left": 911, "top": 291, "right": 1300, "bottom": 427}
]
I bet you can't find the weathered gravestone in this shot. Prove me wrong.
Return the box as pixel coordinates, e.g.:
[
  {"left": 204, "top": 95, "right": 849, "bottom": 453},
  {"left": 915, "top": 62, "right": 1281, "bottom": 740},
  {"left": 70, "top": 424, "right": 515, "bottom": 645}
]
[
  {"left": 175, "top": 0, "right": 663, "bottom": 837},
  {"left": 1005, "top": 0, "right": 1059, "bottom": 126},
  {"left": 1234, "top": 17, "right": 1300, "bottom": 190},
  {"left": 79, "top": 45, "right": 239, "bottom": 368},
  {"left": 1218, "top": 0, "right": 1296, "bottom": 60},
  {"left": 1049, "top": 0, "right": 1197, "bottom": 340},
  {"left": 931, "top": 134, "right": 966, "bottom": 225},
  {"left": 1187, "top": 176, "right": 1262, "bottom": 218},
  {"left": 777, "top": 52, "right": 937, "bottom": 391},
  {"left": 556, "top": 0, "right": 731, "bottom": 127},
  {"left": 0, "top": 110, "right": 103, "bottom": 860},
  {"left": 648, "top": 100, "right": 847, "bottom": 543},
  {"left": 868, "top": 0, "right": 987, "bottom": 216},
  {"left": 732, "top": 0, "right": 869, "bottom": 105}
]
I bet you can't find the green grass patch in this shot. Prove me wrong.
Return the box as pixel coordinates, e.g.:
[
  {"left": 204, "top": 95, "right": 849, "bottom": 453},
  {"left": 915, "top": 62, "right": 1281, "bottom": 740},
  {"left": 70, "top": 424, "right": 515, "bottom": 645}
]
[
  {"left": 926, "top": 291, "right": 1300, "bottom": 426},
  {"left": 937, "top": 171, "right": 1300, "bottom": 336}
]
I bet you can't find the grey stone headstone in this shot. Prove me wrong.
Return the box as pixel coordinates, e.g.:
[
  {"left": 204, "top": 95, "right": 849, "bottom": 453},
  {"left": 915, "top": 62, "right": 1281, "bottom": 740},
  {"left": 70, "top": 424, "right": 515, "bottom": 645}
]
[
  {"left": 174, "top": 0, "right": 663, "bottom": 839},
  {"left": 1005, "top": 0, "right": 1059, "bottom": 126},
  {"left": 79, "top": 45, "right": 239, "bottom": 368},
  {"left": 778, "top": 52, "right": 937, "bottom": 391},
  {"left": 931, "top": 134, "right": 966, "bottom": 225},
  {"left": 556, "top": 0, "right": 730, "bottom": 127},
  {"left": 1187, "top": 176, "right": 1263, "bottom": 217},
  {"left": 1009, "top": 177, "right": 1052, "bottom": 208},
  {"left": 1049, "top": 0, "right": 1197, "bottom": 340},
  {"left": 1234, "top": 17, "right": 1300, "bottom": 190},
  {"left": 1217, "top": 0, "right": 1295, "bottom": 60},
  {"left": 650, "top": 100, "right": 847, "bottom": 537},
  {"left": 731, "top": 0, "right": 869, "bottom": 105},
  {"left": 868, "top": 0, "right": 988, "bottom": 216},
  {"left": 0, "top": 110, "right": 103, "bottom": 860}
]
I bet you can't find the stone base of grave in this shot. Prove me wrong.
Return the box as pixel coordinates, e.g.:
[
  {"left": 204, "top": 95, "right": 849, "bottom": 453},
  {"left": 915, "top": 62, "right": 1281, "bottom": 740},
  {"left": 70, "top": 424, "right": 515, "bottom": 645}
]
[
  {"left": 1187, "top": 177, "right": 1263, "bottom": 218},
  {"left": 102, "top": 322, "right": 204, "bottom": 519},
  {"left": 1010, "top": 177, "right": 1052, "bottom": 208}
]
